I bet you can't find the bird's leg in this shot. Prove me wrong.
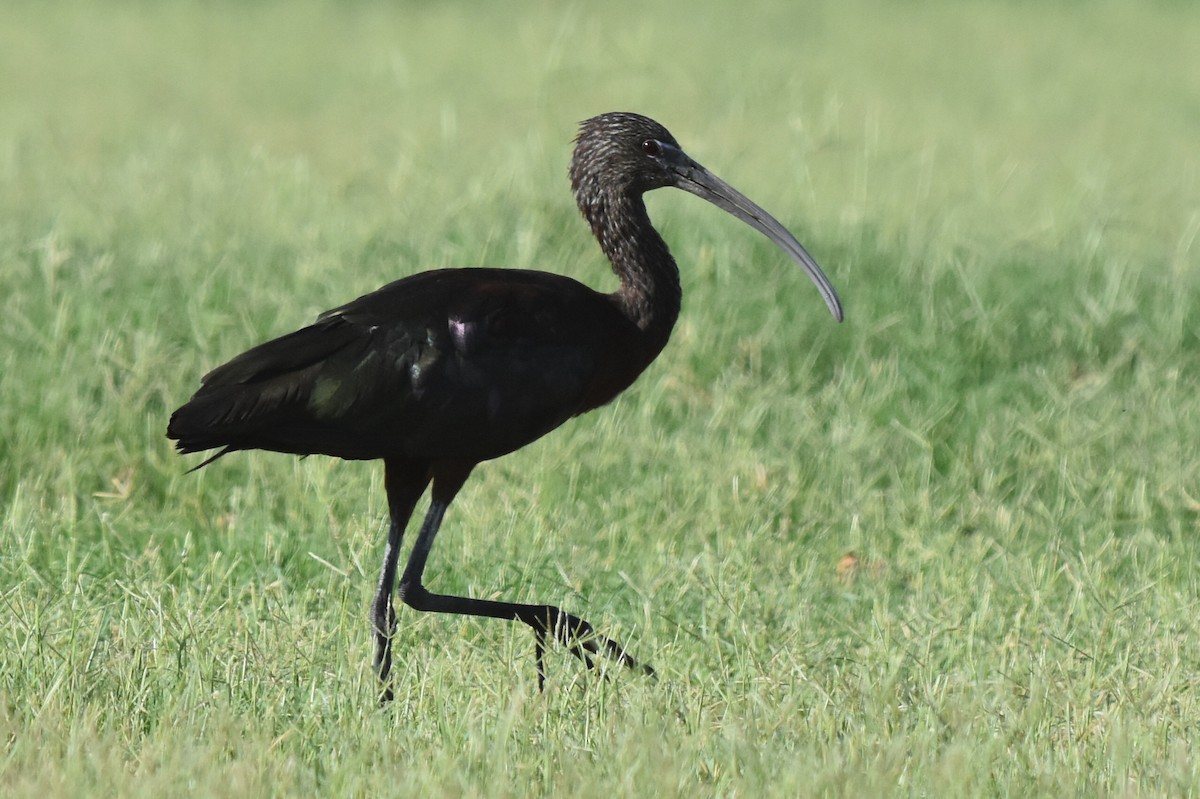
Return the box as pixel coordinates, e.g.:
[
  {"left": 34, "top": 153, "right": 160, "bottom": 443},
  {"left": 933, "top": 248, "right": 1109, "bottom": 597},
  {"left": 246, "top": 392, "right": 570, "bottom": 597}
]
[
  {"left": 374, "top": 460, "right": 431, "bottom": 703},
  {"left": 395, "top": 465, "right": 654, "bottom": 689},
  {"left": 372, "top": 517, "right": 400, "bottom": 696}
]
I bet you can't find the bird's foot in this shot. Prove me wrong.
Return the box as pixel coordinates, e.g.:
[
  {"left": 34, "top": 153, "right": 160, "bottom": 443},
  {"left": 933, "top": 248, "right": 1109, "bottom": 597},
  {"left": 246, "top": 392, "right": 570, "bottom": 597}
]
[
  {"left": 522, "top": 606, "right": 655, "bottom": 691},
  {"left": 373, "top": 601, "right": 398, "bottom": 705},
  {"left": 378, "top": 684, "right": 395, "bottom": 705}
]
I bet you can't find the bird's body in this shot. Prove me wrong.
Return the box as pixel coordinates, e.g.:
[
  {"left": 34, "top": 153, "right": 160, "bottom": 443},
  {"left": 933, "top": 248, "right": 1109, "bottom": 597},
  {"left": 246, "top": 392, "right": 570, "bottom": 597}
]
[
  {"left": 169, "top": 113, "right": 842, "bottom": 697},
  {"left": 170, "top": 268, "right": 657, "bottom": 465}
]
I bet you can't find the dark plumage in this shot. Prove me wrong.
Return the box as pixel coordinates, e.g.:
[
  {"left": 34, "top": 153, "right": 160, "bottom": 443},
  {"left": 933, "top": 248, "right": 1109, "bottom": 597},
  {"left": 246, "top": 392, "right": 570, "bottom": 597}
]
[{"left": 168, "top": 112, "right": 843, "bottom": 698}]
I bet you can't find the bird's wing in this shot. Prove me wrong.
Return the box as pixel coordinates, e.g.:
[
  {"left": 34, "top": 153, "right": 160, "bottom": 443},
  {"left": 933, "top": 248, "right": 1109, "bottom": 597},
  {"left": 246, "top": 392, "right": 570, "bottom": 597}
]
[{"left": 169, "top": 269, "right": 639, "bottom": 462}]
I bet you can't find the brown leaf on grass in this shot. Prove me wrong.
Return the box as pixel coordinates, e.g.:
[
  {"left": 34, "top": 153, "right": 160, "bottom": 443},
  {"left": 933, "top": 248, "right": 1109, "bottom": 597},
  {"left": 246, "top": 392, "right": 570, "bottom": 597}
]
[
  {"left": 94, "top": 466, "right": 135, "bottom": 500},
  {"left": 837, "top": 551, "right": 886, "bottom": 584},
  {"left": 837, "top": 551, "right": 860, "bottom": 583}
]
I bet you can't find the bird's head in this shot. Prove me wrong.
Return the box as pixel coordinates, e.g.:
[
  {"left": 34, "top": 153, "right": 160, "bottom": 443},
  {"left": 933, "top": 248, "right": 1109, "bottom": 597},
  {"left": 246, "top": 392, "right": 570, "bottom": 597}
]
[
  {"left": 571, "top": 112, "right": 686, "bottom": 196},
  {"left": 570, "top": 112, "right": 843, "bottom": 322}
]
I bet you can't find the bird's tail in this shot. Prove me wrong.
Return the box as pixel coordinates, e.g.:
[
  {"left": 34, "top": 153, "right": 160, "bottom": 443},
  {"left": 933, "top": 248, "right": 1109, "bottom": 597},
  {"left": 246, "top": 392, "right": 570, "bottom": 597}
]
[{"left": 166, "top": 389, "right": 248, "bottom": 468}]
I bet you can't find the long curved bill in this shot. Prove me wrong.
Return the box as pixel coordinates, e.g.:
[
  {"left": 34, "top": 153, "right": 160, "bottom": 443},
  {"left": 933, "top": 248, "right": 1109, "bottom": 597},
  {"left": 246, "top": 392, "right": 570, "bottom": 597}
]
[{"left": 668, "top": 153, "right": 844, "bottom": 322}]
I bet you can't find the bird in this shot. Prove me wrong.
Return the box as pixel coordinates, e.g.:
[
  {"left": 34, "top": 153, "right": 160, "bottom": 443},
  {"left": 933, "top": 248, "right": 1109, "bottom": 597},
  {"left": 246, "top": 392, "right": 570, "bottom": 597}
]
[{"left": 167, "top": 112, "right": 843, "bottom": 699}]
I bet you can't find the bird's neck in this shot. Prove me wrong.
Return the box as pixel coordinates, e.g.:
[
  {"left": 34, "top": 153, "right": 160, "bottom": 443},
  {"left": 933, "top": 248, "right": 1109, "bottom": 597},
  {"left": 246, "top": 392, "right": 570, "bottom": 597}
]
[{"left": 582, "top": 192, "right": 682, "bottom": 350}]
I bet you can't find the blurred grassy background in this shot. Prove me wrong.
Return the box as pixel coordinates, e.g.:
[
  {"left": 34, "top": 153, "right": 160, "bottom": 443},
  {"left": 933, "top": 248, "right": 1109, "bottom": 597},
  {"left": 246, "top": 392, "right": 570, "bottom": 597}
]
[{"left": 2, "top": 0, "right": 1199, "bottom": 796}]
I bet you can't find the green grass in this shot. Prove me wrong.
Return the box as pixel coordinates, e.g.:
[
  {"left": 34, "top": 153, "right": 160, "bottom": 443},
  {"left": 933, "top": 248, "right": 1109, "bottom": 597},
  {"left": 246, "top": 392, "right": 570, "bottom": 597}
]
[{"left": 3, "top": 0, "right": 1200, "bottom": 795}]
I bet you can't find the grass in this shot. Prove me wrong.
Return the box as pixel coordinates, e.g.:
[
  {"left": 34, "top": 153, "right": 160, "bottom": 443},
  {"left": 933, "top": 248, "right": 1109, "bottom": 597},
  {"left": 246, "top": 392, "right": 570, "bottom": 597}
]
[{"left": 2, "top": 0, "right": 1200, "bottom": 795}]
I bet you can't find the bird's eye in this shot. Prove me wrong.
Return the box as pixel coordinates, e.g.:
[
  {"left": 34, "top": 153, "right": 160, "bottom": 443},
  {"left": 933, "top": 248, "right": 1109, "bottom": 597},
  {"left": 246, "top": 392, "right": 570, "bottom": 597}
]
[{"left": 640, "top": 139, "right": 662, "bottom": 156}]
